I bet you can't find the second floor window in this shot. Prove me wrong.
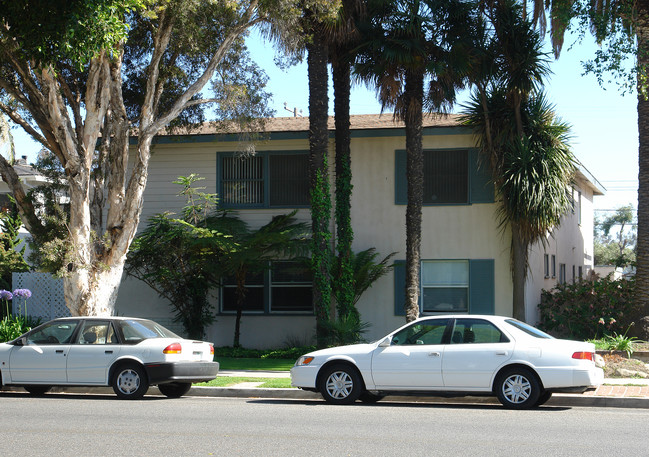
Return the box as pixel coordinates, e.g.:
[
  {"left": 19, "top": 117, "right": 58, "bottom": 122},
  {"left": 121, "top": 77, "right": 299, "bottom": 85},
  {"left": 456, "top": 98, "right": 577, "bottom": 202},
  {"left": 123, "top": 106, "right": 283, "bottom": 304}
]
[{"left": 219, "top": 152, "right": 310, "bottom": 208}]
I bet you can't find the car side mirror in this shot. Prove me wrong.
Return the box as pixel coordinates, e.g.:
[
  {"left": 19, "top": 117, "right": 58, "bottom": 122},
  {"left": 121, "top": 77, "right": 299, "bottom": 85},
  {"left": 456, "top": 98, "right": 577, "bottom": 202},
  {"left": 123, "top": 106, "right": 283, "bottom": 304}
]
[
  {"left": 378, "top": 336, "right": 392, "bottom": 347},
  {"left": 13, "top": 337, "right": 26, "bottom": 346}
]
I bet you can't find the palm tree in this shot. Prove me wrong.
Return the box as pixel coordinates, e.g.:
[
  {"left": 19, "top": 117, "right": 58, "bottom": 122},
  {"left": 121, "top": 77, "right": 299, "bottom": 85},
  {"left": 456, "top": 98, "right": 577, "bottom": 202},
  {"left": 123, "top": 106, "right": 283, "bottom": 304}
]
[
  {"left": 355, "top": 0, "right": 476, "bottom": 322},
  {"left": 328, "top": 0, "right": 364, "bottom": 326},
  {"left": 207, "top": 211, "right": 310, "bottom": 348},
  {"left": 463, "top": 0, "right": 575, "bottom": 321}
]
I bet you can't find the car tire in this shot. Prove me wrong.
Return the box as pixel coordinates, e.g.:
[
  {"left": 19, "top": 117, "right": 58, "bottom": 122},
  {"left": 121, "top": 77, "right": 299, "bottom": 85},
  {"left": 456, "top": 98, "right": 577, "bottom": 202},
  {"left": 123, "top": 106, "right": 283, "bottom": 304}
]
[
  {"left": 535, "top": 390, "right": 553, "bottom": 407},
  {"left": 359, "top": 392, "right": 384, "bottom": 404},
  {"left": 495, "top": 367, "right": 541, "bottom": 410},
  {"left": 318, "top": 364, "right": 363, "bottom": 405},
  {"left": 24, "top": 385, "right": 51, "bottom": 395},
  {"left": 158, "top": 382, "right": 192, "bottom": 398},
  {"left": 111, "top": 363, "right": 149, "bottom": 400}
]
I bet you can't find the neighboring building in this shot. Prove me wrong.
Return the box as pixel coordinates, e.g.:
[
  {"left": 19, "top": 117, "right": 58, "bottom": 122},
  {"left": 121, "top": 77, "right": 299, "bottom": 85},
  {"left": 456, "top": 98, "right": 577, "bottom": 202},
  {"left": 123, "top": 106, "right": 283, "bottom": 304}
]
[{"left": 112, "top": 114, "right": 603, "bottom": 348}]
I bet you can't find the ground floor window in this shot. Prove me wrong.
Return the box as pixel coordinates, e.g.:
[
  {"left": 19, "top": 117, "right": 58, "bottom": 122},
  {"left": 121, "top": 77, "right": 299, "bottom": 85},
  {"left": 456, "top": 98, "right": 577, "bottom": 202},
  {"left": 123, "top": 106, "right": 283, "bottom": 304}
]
[
  {"left": 393, "top": 258, "right": 494, "bottom": 316},
  {"left": 221, "top": 261, "right": 313, "bottom": 314},
  {"left": 421, "top": 260, "right": 469, "bottom": 313}
]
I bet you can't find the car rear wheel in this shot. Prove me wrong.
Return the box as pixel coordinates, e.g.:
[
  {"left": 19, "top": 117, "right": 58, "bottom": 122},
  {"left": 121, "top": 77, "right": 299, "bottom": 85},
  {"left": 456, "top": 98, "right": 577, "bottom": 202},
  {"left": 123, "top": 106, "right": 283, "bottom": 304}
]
[
  {"left": 319, "top": 364, "right": 362, "bottom": 405},
  {"left": 24, "top": 385, "right": 51, "bottom": 395},
  {"left": 111, "top": 363, "right": 149, "bottom": 400},
  {"left": 158, "top": 382, "right": 192, "bottom": 398},
  {"left": 495, "top": 367, "right": 541, "bottom": 410}
]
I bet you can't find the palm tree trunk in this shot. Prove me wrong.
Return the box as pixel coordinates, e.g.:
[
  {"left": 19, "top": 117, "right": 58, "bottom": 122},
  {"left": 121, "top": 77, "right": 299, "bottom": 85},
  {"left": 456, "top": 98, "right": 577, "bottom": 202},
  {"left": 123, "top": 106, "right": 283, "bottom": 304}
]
[
  {"left": 636, "top": 7, "right": 649, "bottom": 338},
  {"left": 307, "top": 33, "right": 333, "bottom": 347},
  {"left": 332, "top": 57, "right": 356, "bottom": 322},
  {"left": 403, "top": 69, "right": 424, "bottom": 322},
  {"left": 511, "top": 223, "right": 528, "bottom": 321}
]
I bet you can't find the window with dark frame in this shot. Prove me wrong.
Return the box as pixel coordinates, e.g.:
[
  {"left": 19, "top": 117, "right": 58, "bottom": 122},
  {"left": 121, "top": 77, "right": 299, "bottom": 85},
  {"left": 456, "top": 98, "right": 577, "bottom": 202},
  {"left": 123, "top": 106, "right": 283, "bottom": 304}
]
[
  {"left": 221, "top": 261, "right": 313, "bottom": 314},
  {"left": 421, "top": 260, "right": 469, "bottom": 313},
  {"left": 551, "top": 255, "right": 556, "bottom": 278},
  {"left": 559, "top": 263, "right": 566, "bottom": 284},
  {"left": 544, "top": 254, "right": 549, "bottom": 278},
  {"left": 423, "top": 149, "right": 469, "bottom": 204},
  {"left": 220, "top": 152, "right": 309, "bottom": 208}
]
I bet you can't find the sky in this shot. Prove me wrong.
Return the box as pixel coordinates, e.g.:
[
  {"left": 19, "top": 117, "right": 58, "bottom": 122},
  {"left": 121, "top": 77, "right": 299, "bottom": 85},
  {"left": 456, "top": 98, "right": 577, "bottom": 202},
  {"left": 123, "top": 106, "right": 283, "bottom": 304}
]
[{"left": 9, "top": 27, "right": 639, "bottom": 218}]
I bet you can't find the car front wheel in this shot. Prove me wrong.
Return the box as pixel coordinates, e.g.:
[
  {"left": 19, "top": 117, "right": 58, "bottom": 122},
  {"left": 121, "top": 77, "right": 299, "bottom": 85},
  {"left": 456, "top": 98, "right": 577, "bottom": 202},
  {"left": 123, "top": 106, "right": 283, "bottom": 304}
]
[
  {"left": 319, "top": 364, "right": 362, "bottom": 405},
  {"left": 158, "top": 382, "right": 192, "bottom": 398},
  {"left": 111, "top": 363, "right": 149, "bottom": 400},
  {"left": 495, "top": 367, "right": 541, "bottom": 410}
]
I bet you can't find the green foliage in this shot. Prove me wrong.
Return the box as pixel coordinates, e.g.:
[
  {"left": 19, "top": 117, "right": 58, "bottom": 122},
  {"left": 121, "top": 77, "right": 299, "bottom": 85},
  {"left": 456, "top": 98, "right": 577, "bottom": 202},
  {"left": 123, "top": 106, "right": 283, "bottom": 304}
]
[
  {"left": 126, "top": 175, "right": 234, "bottom": 339},
  {"left": 538, "top": 276, "right": 640, "bottom": 340},
  {"left": 0, "top": 0, "right": 145, "bottom": 68},
  {"left": 589, "top": 329, "right": 638, "bottom": 357},
  {"left": 594, "top": 205, "right": 636, "bottom": 267},
  {"left": 0, "top": 315, "right": 41, "bottom": 343},
  {"left": 310, "top": 165, "right": 332, "bottom": 345},
  {"left": 215, "top": 345, "right": 317, "bottom": 360},
  {"left": 0, "top": 204, "right": 30, "bottom": 290}
]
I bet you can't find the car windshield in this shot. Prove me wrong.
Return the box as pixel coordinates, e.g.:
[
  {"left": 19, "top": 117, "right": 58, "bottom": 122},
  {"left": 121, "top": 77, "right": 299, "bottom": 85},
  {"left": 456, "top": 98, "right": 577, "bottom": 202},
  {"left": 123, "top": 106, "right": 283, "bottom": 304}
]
[
  {"left": 505, "top": 319, "right": 554, "bottom": 339},
  {"left": 117, "top": 319, "right": 180, "bottom": 344}
]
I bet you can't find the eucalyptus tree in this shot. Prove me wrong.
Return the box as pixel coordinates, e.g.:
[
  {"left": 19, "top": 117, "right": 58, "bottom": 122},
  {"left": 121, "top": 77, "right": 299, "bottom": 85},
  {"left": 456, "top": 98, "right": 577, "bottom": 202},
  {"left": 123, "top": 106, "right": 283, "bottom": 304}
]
[
  {"left": 463, "top": 0, "right": 575, "bottom": 321},
  {"left": 0, "top": 0, "right": 300, "bottom": 317},
  {"left": 355, "top": 0, "right": 477, "bottom": 322}
]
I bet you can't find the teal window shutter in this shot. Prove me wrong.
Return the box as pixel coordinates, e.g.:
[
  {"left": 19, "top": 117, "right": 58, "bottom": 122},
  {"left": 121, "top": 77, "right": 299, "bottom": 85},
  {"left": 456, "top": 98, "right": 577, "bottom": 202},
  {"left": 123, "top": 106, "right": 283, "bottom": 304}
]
[
  {"left": 395, "top": 150, "right": 407, "bottom": 204},
  {"left": 469, "top": 149, "right": 494, "bottom": 203},
  {"left": 469, "top": 259, "right": 495, "bottom": 314},
  {"left": 393, "top": 260, "right": 406, "bottom": 315}
]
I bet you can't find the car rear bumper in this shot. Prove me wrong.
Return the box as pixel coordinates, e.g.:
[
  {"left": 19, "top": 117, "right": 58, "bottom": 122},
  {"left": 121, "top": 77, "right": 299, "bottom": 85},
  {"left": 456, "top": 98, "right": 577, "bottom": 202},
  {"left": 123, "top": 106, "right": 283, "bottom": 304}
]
[{"left": 145, "top": 361, "right": 219, "bottom": 385}]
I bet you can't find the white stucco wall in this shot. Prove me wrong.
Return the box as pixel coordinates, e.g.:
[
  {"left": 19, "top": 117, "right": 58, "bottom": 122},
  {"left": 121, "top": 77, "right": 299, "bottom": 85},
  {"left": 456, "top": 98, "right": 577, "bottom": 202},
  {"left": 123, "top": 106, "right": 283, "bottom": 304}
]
[
  {"left": 525, "top": 171, "right": 600, "bottom": 324},
  {"left": 115, "top": 129, "right": 599, "bottom": 348}
]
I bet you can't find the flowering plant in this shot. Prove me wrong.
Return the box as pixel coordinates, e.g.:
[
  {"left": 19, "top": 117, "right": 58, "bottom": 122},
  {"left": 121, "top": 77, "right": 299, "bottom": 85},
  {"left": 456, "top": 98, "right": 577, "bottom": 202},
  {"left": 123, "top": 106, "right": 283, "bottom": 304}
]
[
  {"left": 12, "top": 289, "right": 32, "bottom": 317},
  {"left": 0, "top": 289, "right": 12, "bottom": 317}
]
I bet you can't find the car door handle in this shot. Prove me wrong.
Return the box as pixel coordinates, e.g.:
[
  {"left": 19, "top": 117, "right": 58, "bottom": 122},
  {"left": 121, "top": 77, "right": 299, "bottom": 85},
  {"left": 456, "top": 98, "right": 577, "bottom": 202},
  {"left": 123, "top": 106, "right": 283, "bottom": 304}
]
[
  {"left": 55, "top": 350, "right": 64, "bottom": 354},
  {"left": 105, "top": 350, "right": 113, "bottom": 354},
  {"left": 428, "top": 352, "right": 441, "bottom": 357},
  {"left": 496, "top": 351, "right": 508, "bottom": 356}
]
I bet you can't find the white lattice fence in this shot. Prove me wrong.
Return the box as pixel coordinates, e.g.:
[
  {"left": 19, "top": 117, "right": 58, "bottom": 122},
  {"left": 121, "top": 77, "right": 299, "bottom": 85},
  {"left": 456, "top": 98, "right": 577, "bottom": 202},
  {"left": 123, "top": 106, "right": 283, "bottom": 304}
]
[{"left": 12, "top": 272, "right": 69, "bottom": 319}]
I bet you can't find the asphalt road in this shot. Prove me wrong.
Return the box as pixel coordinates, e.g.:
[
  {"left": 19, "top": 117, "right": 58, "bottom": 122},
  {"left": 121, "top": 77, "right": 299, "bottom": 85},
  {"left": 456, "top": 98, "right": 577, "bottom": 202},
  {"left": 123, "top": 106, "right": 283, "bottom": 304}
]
[{"left": 1, "top": 392, "right": 647, "bottom": 456}]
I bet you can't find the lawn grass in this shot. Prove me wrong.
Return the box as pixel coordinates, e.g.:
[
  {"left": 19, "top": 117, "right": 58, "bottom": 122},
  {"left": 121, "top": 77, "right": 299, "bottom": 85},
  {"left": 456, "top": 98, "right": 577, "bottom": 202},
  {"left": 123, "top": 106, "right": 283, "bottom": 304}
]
[
  {"left": 196, "top": 376, "right": 294, "bottom": 388},
  {"left": 216, "top": 357, "right": 294, "bottom": 371}
]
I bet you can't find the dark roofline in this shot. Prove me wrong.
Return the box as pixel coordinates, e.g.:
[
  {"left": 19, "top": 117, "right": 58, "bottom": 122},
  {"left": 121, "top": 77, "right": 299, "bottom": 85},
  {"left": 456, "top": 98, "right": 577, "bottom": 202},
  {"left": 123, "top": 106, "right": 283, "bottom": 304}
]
[{"left": 131, "top": 113, "right": 472, "bottom": 145}]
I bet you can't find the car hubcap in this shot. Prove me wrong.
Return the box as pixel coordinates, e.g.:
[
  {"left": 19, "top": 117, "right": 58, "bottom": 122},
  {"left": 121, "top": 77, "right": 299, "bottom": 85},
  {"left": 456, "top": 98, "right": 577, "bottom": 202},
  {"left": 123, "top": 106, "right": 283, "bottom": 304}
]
[
  {"left": 325, "top": 371, "right": 353, "bottom": 399},
  {"left": 117, "top": 369, "right": 140, "bottom": 395},
  {"left": 502, "top": 374, "right": 531, "bottom": 404}
]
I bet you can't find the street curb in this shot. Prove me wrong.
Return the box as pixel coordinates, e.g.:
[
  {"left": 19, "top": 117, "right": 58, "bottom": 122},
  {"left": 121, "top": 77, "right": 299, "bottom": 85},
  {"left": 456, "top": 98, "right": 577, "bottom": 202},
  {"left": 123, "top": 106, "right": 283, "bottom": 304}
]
[
  {"left": 187, "top": 386, "right": 649, "bottom": 409},
  {"left": 3, "top": 385, "right": 649, "bottom": 408}
]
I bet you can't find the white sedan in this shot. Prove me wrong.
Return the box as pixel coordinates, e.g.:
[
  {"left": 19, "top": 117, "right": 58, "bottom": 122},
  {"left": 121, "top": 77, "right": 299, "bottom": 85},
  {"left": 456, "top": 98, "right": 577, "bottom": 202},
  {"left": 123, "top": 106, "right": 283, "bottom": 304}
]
[
  {"left": 291, "top": 315, "right": 604, "bottom": 409},
  {"left": 0, "top": 317, "right": 219, "bottom": 399}
]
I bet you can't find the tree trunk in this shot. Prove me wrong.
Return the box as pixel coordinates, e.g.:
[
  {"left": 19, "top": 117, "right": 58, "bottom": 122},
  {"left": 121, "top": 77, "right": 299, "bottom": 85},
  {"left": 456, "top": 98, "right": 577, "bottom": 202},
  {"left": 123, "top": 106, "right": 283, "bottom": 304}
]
[
  {"left": 233, "top": 268, "right": 247, "bottom": 348},
  {"left": 307, "top": 33, "right": 332, "bottom": 347},
  {"left": 403, "top": 69, "right": 424, "bottom": 323},
  {"left": 636, "top": 8, "right": 649, "bottom": 334},
  {"left": 511, "top": 223, "right": 528, "bottom": 322},
  {"left": 332, "top": 57, "right": 356, "bottom": 322}
]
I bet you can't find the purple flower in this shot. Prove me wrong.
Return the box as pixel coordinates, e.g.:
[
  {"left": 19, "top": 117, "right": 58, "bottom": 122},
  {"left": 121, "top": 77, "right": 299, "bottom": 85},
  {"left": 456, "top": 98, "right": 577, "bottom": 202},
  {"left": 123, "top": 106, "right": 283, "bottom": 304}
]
[
  {"left": 12, "top": 289, "right": 31, "bottom": 299},
  {"left": 0, "top": 290, "right": 12, "bottom": 301}
]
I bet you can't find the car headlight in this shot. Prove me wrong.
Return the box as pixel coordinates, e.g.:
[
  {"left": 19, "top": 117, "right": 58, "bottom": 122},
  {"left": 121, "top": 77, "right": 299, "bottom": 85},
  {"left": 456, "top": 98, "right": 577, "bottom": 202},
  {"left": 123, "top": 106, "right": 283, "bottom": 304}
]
[{"left": 295, "top": 356, "right": 315, "bottom": 366}]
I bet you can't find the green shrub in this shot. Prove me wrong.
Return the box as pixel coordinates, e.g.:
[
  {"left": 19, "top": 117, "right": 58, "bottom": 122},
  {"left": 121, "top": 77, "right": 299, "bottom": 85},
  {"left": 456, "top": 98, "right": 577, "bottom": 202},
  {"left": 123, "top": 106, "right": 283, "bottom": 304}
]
[
  {"left": 214, "top": 345, "right": 317, "bottom": 359},
  {"left": 0, "top": 315, "right": 41, "bottom": 342},
  {"left": 538, "top": 276, "right": 639, "bottom": 340}
]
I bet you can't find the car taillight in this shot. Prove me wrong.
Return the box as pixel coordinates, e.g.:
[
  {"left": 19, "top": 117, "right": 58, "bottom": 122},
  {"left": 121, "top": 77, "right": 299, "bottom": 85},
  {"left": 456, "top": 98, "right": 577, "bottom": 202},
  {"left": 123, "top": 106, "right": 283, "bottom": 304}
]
[
  {"left": 572, "top": 351, "right": 594, "bottom": 361},
  {"left": 163, "top": 343, "right": 182, "bottom": 354},
  {"left": 210, "top": 344, "right": 214, "bottom": 355}
]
